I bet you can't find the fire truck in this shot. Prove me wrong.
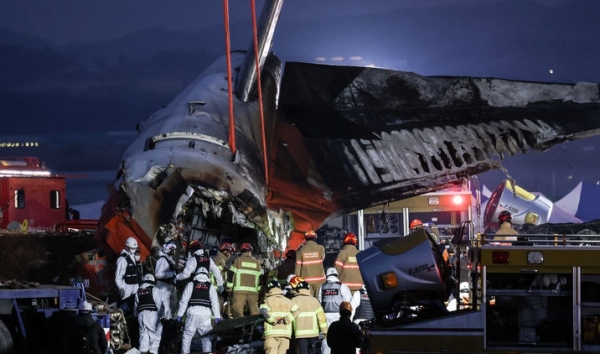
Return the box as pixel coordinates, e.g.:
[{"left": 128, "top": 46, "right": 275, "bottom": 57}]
[{"left": 358, "top": 224, "right": 600, "bottom": 353}]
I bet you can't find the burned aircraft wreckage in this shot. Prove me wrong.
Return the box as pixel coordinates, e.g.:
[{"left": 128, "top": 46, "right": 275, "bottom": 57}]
[{"left": 96, "top": 0, "right": 600, "bottom": 265}]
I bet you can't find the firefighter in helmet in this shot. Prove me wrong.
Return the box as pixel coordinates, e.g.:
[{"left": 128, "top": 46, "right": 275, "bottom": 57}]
[
  {"left": 259, "top": 280, "right": 300, "bottom": 354},
  {"left": 493, "top": 211, "right": 518, "bottom": 245},
  {"left": 290, "top": 281, "right": 329, "bottom": 354},
  {"left": 212, "top": 241, "right": 234, "bottom": 317},
  {"left": 334, "top": 232, "right": 364, "bottom": 294},
  {"left": 295, "top": 230, "right": 326, "bottom": 297},
  {"left": 226, "top": 242, "right": 262, "bottom": 318}
]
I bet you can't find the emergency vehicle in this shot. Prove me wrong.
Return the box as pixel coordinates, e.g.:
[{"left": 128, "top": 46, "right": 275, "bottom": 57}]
[{"left": 358, "top": 225, "right": 600, "bottom": 353}]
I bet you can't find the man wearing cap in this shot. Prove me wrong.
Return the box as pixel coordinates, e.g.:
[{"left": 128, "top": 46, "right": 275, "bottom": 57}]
[
  {"left": 115, "top": 236, "right": 143, "bottom": 315},
  {"left": 291, "top": 280, "right": 329, "bottom": 354},
  {"left": 295, "top": 230, "right": 326, "bottom": 297},
  {"left": 177, "top": 266, "right": 222, "bottom": 354},
  {"left": 260, "top": 280, "right": 301, "bottom": 354},
  {"left": 326, "top": 302, "right": 363, "bottom": 354}
]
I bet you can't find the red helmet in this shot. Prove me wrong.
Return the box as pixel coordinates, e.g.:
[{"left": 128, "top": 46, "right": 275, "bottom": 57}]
[
  {"left": 188, "top": 240, "right": 203, "bottom": 253},
  {"left": 240, "top": 242, "right": 253, "bottom": 252},
  {"left": 409, "top": 219, "right": 423, "bottom": 230},
  {"left": 343, "top": 232, "right": 358, "bottom": 245},
  {"left": 498, "top": 210, "right": 512, "bottom": 224},
  {"left": 304, "top": 230, "right": 317, "bottom": 239},
  {"left": 220, "top": 242, "right": 233, "bottom": 252},
  {"left": 289, "top": 275, "right": 304, "bottom": 288}
]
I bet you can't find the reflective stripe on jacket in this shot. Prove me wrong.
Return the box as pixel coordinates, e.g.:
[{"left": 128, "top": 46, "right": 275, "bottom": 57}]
[
  {"left": 291, "top": 289, "right": 328, "bottom": 338},
  {"left": 260, "top": 288, "right": 300, "bottom": 338},
  {"left": 227, "top": 252, "right": 261, "bottom": 293}
]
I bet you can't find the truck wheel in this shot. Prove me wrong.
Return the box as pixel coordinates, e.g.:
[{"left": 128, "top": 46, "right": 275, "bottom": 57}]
[{"left": 0, "top": 319, "right": 13, "bottom": 354}]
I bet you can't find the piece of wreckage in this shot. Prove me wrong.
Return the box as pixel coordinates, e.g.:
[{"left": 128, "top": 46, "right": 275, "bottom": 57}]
[{"left": 94, "top": 0, "right": 600, "bottom": 286}]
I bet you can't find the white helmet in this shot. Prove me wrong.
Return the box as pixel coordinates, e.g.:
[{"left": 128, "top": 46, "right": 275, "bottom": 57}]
[
  {"left": 143, "top": 274, "right": 156, "bottom": 284},
  {"left": 162, "top": 241, "right": 176, "bottom": 254},
  {"left": 460, "top": 282, "right": 470, "bottom": 292},
  {"left": 196, "top": 267, "right": 209, "bottom": 276},
  {"left": 326, "top": 267, "right": 338, "bottom": 278},
  {"left": 80, "top": 301, "right": 93, "bottom": 312},
  {"left": 125, "top": 237, "right": 138, "bottom": 249}
]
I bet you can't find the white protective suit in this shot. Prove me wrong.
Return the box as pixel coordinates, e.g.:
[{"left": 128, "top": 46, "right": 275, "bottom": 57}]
[
  {"left": 155, "top": 249, "right": 177, "bottom": 319},
  {"left": 317, "top": 274, "right": 361, "bottom": 354},
  {"left": 177, "top": 272, "right": 222, "bottom": 354},
  {"left": 134, "top": 281, "right": 163, "bottom": 354},
  {"left": 176, "top": 249, "right": 224, "bottom": 291},
  {"left": 115, "top": 249, "right": 141, "bottom": 299}
]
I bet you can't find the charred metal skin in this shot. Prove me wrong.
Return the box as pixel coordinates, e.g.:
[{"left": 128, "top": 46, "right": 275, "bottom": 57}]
[
  {"left": 101, "top": 0, "right": 600, "bottom": 260},
  {"left": 271, "top": 63, "right": 600, "bottom": 233}
]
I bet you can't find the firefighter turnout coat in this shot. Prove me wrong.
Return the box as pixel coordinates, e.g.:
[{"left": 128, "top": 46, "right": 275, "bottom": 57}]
[
  {"left": 291, "top": 288, "right": 328, "bottom": 339},
  {"left": 295, "top": 240, "right": 326, "bottom": 294},
  {"left": 334, "top": 244, "right": 364, "bottom": 292}
]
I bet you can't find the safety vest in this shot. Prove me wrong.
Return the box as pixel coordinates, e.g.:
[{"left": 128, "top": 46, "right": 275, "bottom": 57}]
[
  {"left": 321, "top": 282, "right": 344, "bottom": 313},
  {"left": 137, "top": 287, "right": 157, "bottom": 312},
  {"left": 193, "top": 253, "right": 211, "bottom": 272},
  {"left": 353, "top": 290, "right": 374, "bottom": 321},
  {"left": 227, "top": 253, "right": 261, "bottom": 293},
  {"left": 121, "top": 253, "right": 142, "bottom": 285},
  {"left": 189, "top": 280, "right": 212, "bottom": 308}
]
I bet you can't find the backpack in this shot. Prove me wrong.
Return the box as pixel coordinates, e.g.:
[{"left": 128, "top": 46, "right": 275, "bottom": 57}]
[{"left": 72, "top": 324, "right": 94, "bottom": 354}]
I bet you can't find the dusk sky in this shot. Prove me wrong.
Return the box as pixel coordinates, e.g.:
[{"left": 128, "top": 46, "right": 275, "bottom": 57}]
[{"left": 1, "top": 0, "right": 599, "bottom": 204}]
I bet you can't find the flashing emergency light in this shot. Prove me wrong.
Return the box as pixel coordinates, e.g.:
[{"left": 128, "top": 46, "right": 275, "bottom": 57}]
[{"left": 452, "top": 195, "right": 464, "bottom": 205}]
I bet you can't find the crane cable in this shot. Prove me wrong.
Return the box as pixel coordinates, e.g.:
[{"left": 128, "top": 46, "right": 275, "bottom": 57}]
[
  {"left": 223, "top": 0, "right": 236, "bottom": 154},
  {"left": 250, "top": 0, "right": 270, "bottom": 184}
]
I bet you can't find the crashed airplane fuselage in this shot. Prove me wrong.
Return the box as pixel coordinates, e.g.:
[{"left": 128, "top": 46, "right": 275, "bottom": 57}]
[{"left": 96, "top": 0, "right": 600, "bottom": 263}]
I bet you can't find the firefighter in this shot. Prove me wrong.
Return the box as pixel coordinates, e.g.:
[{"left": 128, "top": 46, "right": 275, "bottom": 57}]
[
  {"left": 177, "top": 267, "right": 222, "bottom": 354},
  {"left": 155, "top": 241, "right": 177, "bottom": 319},
  {"left": 226, "top": 242, "right": 262, "bottom": 318},
  {"left": 494, "top": 210, "right": 518, "bottom": 245},
  {"left": 276, "top": 249, "right": 297, "bottom": 287},
  {"left": 212, "top": 241, "right": 234, "bottom": 317},
  {"left": 176, "top": 240, "right": 224, "bottom": 294},
  {"left": 334, "top": 233, "right": 364, "bottom": 294},
  {"left": 326, "top": 302, "right": 363, "bottom": 354},
  {"left": 115, "top": 236, "right": 143, "bottom": 315},
  {"left": 284, "top": 274, "right": 301, "bottom": 299},
  {"left": 291, "top": 280, "right": 328, "bottom": 354},
  {"left": 318, "top": 268, "right": 360, "bottom": 354},
  {"left": 134, "top": 273, "right": 163, "bottom": 354},
  {"left": 295, "top": 230, "right": 326, "bottom": 297},
  {"left": 260, "top": 280, "right": 301, "bottom": 354}
]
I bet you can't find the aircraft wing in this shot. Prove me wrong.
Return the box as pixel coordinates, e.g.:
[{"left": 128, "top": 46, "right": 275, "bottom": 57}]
[{"left": 268, "top": 62, "right": 600, "bottom": 241}]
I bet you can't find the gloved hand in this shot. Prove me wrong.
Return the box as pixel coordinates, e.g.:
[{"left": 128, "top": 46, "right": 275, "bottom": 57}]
[
  {"left": 217, "top": 285, "right": 224, "bottom": 294},
  {"left": 259, "top": 307, "right": 269, "bottom": 319},
  {"left": 176, "top": 316, "right": 182, "bottom": 322},
  {"left": 214, "top": 318, "right": 222, "bottom": 324}
]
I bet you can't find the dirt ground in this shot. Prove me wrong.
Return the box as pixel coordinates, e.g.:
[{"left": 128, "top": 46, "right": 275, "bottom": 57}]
[{"left": 0, "top": 231, "right": 98, "bottom": 285}]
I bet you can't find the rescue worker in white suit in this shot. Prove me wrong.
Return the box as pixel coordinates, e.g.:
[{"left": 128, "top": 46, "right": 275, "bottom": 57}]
[
  {"left": 317, "top": 267, "right": 361, "bottom": 354},
  {"left": 134, "top": 273, "right": 163, "bottom": 354},
  {"left": 176, "top": 240, "right": 224, "bottom": 294},
  {"left": 177, "top": 266, "right": 222, "bottom": 354},
  {"left": 155, "top": 241, "right": 177, "bottom": 319},
  {"left": 115, "top": 236, "right": 143, "bottom": 315}
]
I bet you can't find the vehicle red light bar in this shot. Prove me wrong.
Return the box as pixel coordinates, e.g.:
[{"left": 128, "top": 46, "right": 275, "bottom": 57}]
[{"left": 492, "top": 251, "right": 510, "bottom": 264}]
